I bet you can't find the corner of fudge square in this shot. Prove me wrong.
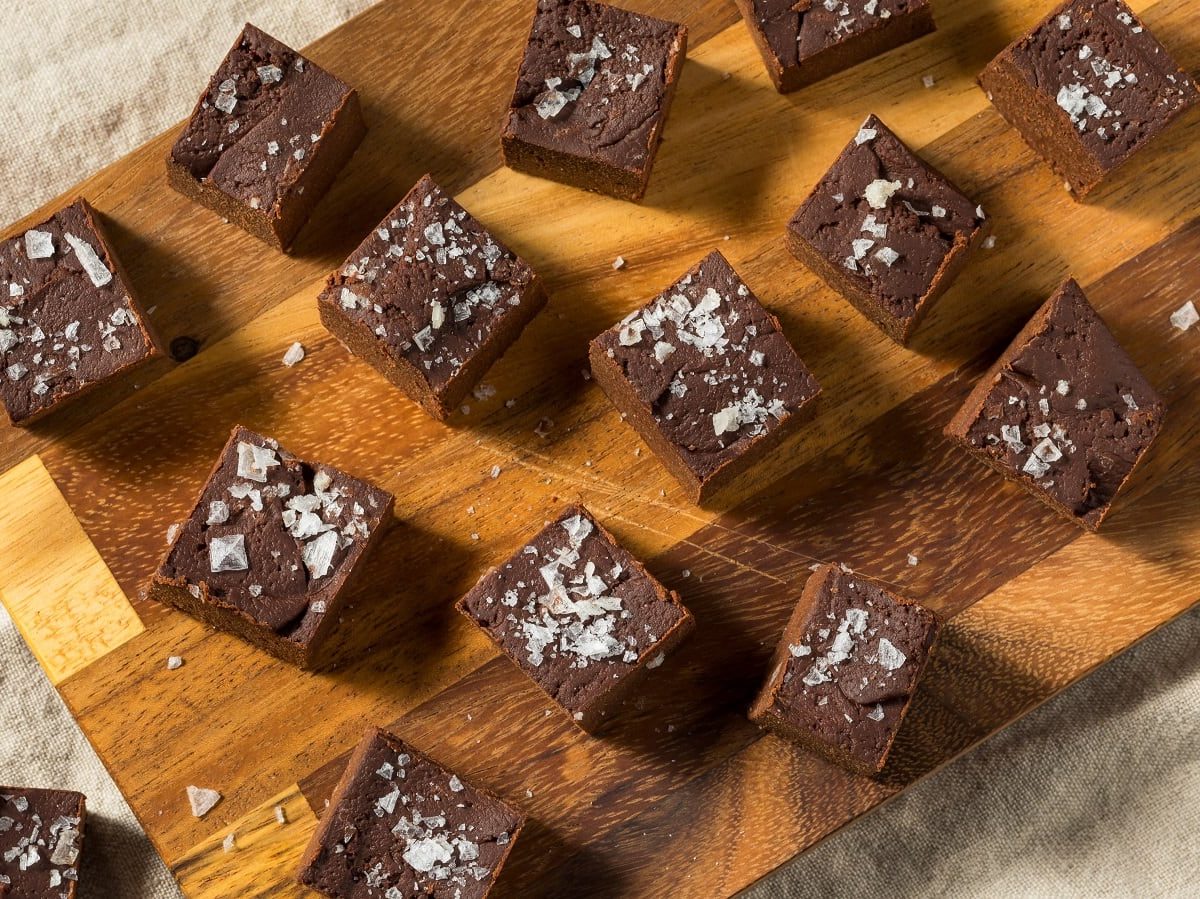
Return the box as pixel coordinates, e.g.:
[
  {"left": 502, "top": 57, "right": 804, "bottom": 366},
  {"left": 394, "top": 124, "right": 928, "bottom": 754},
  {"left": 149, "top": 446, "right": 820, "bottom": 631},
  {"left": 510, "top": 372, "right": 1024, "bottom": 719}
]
[
  {"left": 500, "top": 0, "right": 688, "bottom": 200},
  {"left": 749, "top": 563, "right": 940, "bottom": 776},
  {"left": 589, "top": 249, "right": 821, "bottom": 503},
  {"left": 786, "top": 114, "right": 989, "bottom": 344},
  {"left": 945, "top": 277, "right": 1164, "bottom": 531},
  {"left": 457, "top": 504, "right": 694, "bottom": 732},
  {"left": 167, "top": 22, "right": 366, "bottom": 250},
  {"left": 317, "top": 174, "right": 548, "bottom": 421},
  {"left": 296, "top": 727, "right": 525, "bottom": 899},
  {"left": 978, "top": 0, "right": 1200, "bottom": 198},
  {"left": 0, "top": 197, "right": 161, "bottom": 426},
  {"left": 147, "top": 425, "right": 394, "bottom": 668},
  {"left": 734, "top": 1, "right": 936, "bottom": 93},
  {"left": 0, "top": 787, "right": 87, "bottom": 898}
]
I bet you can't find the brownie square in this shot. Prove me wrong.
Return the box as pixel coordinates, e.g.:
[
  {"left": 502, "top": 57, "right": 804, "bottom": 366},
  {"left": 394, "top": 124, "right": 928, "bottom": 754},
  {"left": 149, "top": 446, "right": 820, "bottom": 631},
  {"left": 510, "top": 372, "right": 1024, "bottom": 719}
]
[
  {"left": 147, "top": 426, "right": 394, "bottom": 667},
  {"left": 735, "top": 0, "right": 936, "bottom": 93},
  {"left": 786, "top": 115, "right": 989, "bottom": 344},
  {"left": 458, "top": 505, "right": 694, "bottom": 732},
  {"left": 167, "top": 23, "right": 366, "bottom": 250},
  {"left": 297, "top": 727, "right": 525, "bottom": 899},
  {"left": 749, "top": 563, "right": 939, "bottom": 775},
  {"left": 945, "top": 278, "right": 1163, "bottom": 531},
  {"left": 0, "top": 198, "right": 161, "bottom": 426},
  {"left": 589, "top": 250, "right": 821, "bottom": 502},
  {"left": 318, "top": 174, "right": 548, "bottom": 421},
  {"left": 0, "top": 787, "right": 86, "bottom": 898},
  {"left": 500, "top": 0, "right": 688, "bottom": 201},
  {"left": 979, "top": 0, "right": 1200, "bottom": 198}
]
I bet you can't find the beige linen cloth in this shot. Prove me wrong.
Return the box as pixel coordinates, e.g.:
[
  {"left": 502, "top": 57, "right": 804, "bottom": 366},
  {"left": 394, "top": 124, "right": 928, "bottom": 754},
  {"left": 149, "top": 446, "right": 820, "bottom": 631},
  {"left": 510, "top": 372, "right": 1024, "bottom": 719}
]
[{"left": 0, "top": 2, "right": 1197, "bottom": 897}]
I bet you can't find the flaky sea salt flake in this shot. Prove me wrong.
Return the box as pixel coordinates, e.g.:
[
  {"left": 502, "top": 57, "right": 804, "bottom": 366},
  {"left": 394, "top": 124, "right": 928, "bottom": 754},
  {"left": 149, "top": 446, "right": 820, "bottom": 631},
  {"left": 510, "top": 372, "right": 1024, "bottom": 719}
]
[
  {"left": 64, "top": 233, "right": 112, "bottom": 287},
  {"left": 187, "top": 785, "right": 222, "bottom": 818},
  {"left": 209, "top": 534, "right": 249, "bottom": 572},
  {"left": 24, "top": 229, "right": 54, "bottom": 259},
  {"left": 877, "top": 637, "right": 906, "bottom": 670},
  {"left": 282, "top": 342, "right": 305, "bottom": 367},
  {"left": 302, "top": 530, "right": 339, "bottom": 579},
  {"left": 1170, "top": 300, "right": 1198, "bottom": 331},
  {"left": 864, "top": 179, "right": 902, "bottom": 209}
]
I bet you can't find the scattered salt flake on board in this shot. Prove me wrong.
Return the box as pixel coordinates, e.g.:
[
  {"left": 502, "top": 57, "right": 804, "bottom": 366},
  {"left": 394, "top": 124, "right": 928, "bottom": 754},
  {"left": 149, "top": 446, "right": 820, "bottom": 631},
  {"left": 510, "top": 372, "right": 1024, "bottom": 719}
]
[
  {"left": 274, "top": 805, "right": 287, "bottom": 825},
  {"left": 166, "top": 656, "right": 183, "bottom": 670},
  {"left": 1170, "top": 300, "right": 1198, "bottom": 331},
  {"left": 646, "top": 652, "right": 666, "bottom": 669},
  {"left": 906, "top": 553, "right": 919, "bottom": 567},
  {"left": 612, "top": 256, "right": 626, "bottom": 270},
  {"left": 490, "top": 465, "right": 501, "bottom": 479},
  {"left": 983, "top": 235, "right": 997, "bottom": 249},
  {"left": 922, "top": 75, "right": 936, "bottom": 88},
  {"left": 187, "top": 785, "right": 221, "bottom": 818},
  {"left": 222, "top": 832, "right": 236, "bottom": 853},
  {"left": 282, "top": 342, "right": 305, "bottom": 367}
]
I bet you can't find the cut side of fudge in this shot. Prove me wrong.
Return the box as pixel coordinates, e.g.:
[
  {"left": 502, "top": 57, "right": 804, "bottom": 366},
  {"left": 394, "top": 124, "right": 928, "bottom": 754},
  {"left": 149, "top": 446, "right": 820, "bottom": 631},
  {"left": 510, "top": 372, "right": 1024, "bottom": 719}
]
[
  {"left": 735, "top": 0, "right": 935, "bottom": 93},
  {"left": 458, "top": 505, "right": 694, "bottom": 732},
  {"left": 589, "top": 249, "right": 821, "bottom": 502},
  {"left": 787, "top": 115, "right": 989, "bottom": 344},
  {"left": 979, "top": 0, "right": 1200, "bottom": 198},
  {"left": 318, "top": 174, "right": 547, "bottom": 421},
  {"left": 945, "top": 278, "right": 1163, "bottom": 531},
  {"left": 0, "top": 198, "right": 160, "bottom": 426},
  {"left": 501, "top": 0, "right": 688, "bottom": 200},
  {"left": 147, "top": 426, "right": 394, "bottom": 667},
  {"left": 749, "top": 563, "right": 940, "bottom": 775},
  {"left": 0, "top": 787, "right": 86, "bottom": 898},
  {"left": 168, "top": 23, "right": 366, "bottom": 250},
  {"left": 296, "top": 727, "right": 525, "bottom": 899}
]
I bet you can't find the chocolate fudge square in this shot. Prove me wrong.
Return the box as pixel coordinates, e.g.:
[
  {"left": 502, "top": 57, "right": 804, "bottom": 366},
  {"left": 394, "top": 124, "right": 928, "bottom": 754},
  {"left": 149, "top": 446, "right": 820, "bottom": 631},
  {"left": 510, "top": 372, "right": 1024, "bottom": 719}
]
[
  {"left": 297, "top": 727, "right": 525, "bottom": 899},
  {"left": 147, "top": 426, "right": 393, "bottom": 667},
  {"left": 0, "top": 198, "right": 160, "bottom": 426},
  {"left": 318, "top": 175, "right": 547, "bottom": 421},
  {"left": 735, "top": 1, "right": 935, "bottom": 93},
  {"left": 787, "top": 115, "right": 989, "bottom": 344},
  {"left": 979, "top": 0, "right": 1200, "bottom": 199},
  {"left": 0, "top": 787, "right": 86, "bottom": 898},
  {"left": 589, "top": 250, "right": 821, "bottom": 503},
  {"left": 458, "top": 505, "right": 694, "bottom": 732},
  {"left": 749, "top": 563, "right": 939, "bottom": 775},
  {"left": 501, "top": 0, "right": 687, "bottom": 201},
  {"left": 168, "top": 23, "right": 366, "bottom": 250},
  {"left": 946, "top": 278, "right": 1163, "bottom": 531}
]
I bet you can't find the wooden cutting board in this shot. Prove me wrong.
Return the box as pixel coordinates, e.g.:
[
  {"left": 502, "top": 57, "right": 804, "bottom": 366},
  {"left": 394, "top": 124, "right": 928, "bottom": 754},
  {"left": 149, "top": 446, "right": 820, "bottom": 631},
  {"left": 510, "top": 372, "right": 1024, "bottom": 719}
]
[{"left": 1, "top": 0, "right": 1198, "bottom": 895}]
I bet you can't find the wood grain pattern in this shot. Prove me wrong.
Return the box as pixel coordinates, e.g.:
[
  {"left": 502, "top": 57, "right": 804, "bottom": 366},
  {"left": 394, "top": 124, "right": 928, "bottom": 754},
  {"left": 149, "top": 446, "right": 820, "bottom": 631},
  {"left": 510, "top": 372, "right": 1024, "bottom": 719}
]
[
  {"left": 0, "top": 0, "right": 1197, "bottom": 896},
  {"left": 0, "top": 455, "right": 142, "bottom": 684},
  {"left": 173, "top": 786, "right": 316, "bottom": 899}
]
